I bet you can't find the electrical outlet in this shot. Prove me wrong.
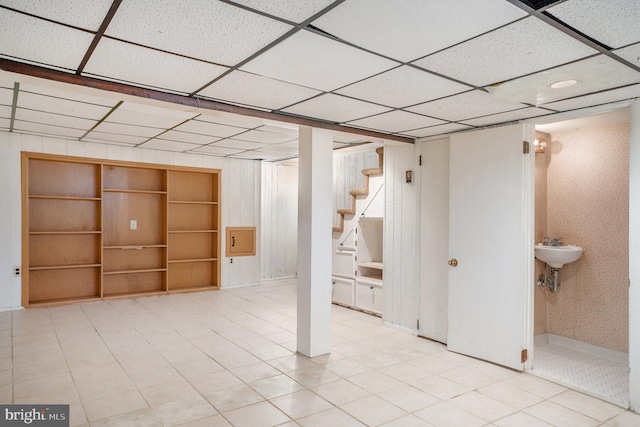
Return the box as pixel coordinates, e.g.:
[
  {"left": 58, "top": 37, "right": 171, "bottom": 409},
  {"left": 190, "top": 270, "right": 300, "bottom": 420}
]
[{"left": 13, "top": 266, "right": 21, "bottom": 277}]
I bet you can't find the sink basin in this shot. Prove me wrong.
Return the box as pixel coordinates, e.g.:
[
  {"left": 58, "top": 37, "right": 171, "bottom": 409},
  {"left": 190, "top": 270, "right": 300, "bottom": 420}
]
[{"left": 534, "top": 244, "right": 583, "bottom": 268}]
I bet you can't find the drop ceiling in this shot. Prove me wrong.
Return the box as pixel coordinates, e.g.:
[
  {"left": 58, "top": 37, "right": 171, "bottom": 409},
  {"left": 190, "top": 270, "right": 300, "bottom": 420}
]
[{"left": 0, "top": 0, "right": 639, "bottom": 161}]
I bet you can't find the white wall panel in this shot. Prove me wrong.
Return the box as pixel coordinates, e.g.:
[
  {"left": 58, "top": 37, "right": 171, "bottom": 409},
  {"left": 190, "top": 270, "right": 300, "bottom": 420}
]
[
  {"left": 261, "top": 162, "right": 298, "bottom": 280},
  {"left": 383, "top": 143, "right": 420, "bottom": 331}
]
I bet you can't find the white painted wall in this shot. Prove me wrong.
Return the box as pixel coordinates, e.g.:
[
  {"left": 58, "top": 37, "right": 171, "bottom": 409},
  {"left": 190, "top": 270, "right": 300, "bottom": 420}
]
[
  {"left": 629, "top": 100, "right": 640, "bottom": 411},
  {"left": 261, "top": 162, "right": 298, "bottom": 280},
  {"left": 382, "top": 143, "right": 420, "bottom": 332},
  {"left": 0, "top": 132, "right": 263, "bottom": 310}
]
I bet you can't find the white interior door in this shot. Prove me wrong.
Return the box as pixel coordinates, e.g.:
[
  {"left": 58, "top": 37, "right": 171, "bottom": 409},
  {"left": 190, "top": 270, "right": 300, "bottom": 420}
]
[
  {"left": 447, "top": 124, "right": 534, "bottom": 370},
  {"left": 419, "top": 138, "right": 450, "bottom": 343}
]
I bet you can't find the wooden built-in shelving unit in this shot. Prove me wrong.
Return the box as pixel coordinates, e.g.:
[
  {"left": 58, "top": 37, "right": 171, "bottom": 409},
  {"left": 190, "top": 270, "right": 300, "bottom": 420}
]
[{"left": 22, "top": 153, "right": 221, "bottom": 307}]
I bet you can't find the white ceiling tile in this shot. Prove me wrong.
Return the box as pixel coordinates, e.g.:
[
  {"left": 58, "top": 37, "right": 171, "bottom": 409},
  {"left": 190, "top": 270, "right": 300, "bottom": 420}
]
[
  {"left": 15, "top": 108, "right": 97, "bottom": 130},
  {"left": 91, "top": 121, "right": 162, "bottom": 138},
  {"left": 227, "top": 151, "right": 264, "bottom": 160},
  {"left": 249, "top": 148, "right": 292, "bottom": 159},
  {"left": 0, "top": 9, "right": 94, "bottom": 71},
  {"left": 18, "top": 82, "right": 119, "bottom": 107},
  {"left": 230, "top": 0, "right": 336, "bottom": 23},
  {"left": 542, "top": 84, "right": 640, "bottom": 111},
  {"left": 84, "top": 38, "right": 229, "bottom": 94},
  {"left": 258, "top": 124, "right": 299, "bottom": 136},
  {"left": 403, "top": 123, "right": 474, "bottom": 139},
  {"left": 233, "top": 129, "right": 297, "bottom": 144},
  {"left": 138, "top": 139, "right": 200, "bottom": 152},
  {"left": 197, "top": 70, "right": 321, "bottom": 110},
  {"left": 196, "top": 111, "right": 265, "bottom": 129},
  {"left": 0, "top": 0, "right": 114, "bottom": 31},
  {"left": 213, "top": 139, "right": 267, "bottom": 150},
  {"left": 282, "top": 94, "right": 391, "bottom": 123},
  {"left": 0, "top": 105, "right": 10, "bottom": 118},
  {"left": 337, "top": 66, "right": 470, "bottom": 108},
  {"left": 191, "top": 145, "right": 244, "bottom": 156},
  {"left": 241, "top": 30, "right": 397, "bottom": 91},
  {"left": 156, "top": 130, "right": 221, "bottom": 145},
  {"left": 0, "top": 118, "right": 10, "bottom": 129},
  {"left": 331, "top": 130, "right": 371, "bottom": 144},
  {"left": 614, "top": 43, "right": 640, "bottom": 67},
  {"left": 312, "top": 0, "right": 526, "bottom": 62},
  {"left": 486, "top": 55, "right": 640, "bottom": 106},
  {"left": 173, "top": 120, "right": 245, "bottom": 138},
  {"left": 13, "top": 120, "right": 85, "bottom": 138},
  {"left": 413, "top": 17, "right": 597, "bottom": 87},
  {"left": 105, "top": 102, "right": 197, "bottom": 128},
  {"left": 1, "top": 87, "right": 14, "bottom": 105},
  {"left": 406, "top": 90, "right": 526, "bottom": 121},
  {"left": 82, "top": 132, "right": 147, "bottom": 145},
  {"left": 17, "top": 92, "right": 113, "bottom": 119},
  {"left": 347, "top": 110, "right": 446, "bottom": 133},
  {"left": 547, "top": 0, "right": 640, "bottom": 48},
  {"left": 460, "top": 107, "right": 551, "bottom": 127},
  {"left": 106, "top": 0, "right": 292, "bottom": 65}
]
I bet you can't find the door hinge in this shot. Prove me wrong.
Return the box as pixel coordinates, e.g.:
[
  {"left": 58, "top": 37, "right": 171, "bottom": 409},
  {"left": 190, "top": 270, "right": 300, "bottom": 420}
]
[
  {"left": 419, "top": 155, "right": 422, "bottom": 166},
  {"left": 521, "top": 349, "right": 528, "bottom": 363},
  {"left": 417, "top": 319, "right": 420, "bottom": 330},
  {"left": 523, "top": 140, "right": 530, "bottom": 154}
]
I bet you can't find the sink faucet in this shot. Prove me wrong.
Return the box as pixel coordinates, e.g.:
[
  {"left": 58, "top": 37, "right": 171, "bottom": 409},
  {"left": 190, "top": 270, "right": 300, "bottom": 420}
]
[{"left": 550, "top": 238, "right": 563, "bottom": 246}]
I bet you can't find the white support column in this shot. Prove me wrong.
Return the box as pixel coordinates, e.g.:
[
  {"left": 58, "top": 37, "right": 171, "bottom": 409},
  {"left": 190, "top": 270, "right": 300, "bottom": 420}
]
[
  {"left": 297, "top": 126, "right": 332, "bottom": 357},
  {"left": 629, "top": 100, "right": 640, "bottom": 412}
]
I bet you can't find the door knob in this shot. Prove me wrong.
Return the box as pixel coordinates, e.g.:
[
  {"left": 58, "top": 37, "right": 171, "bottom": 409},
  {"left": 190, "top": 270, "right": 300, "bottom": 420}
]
[{"left": 448, "top": 258, "right": 458, "bottom": 267}]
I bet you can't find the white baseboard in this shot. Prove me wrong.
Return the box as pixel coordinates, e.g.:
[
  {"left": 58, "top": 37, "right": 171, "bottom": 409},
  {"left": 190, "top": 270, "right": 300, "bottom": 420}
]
[
  {"left": 0, "top": 306, "right": 24, "bottom": 312},
  {"left": 536, "top": 333, "right": 628, "bottom": 364},
  {"left": 383, "top": 321, "right": 417, "bottom": 336}
]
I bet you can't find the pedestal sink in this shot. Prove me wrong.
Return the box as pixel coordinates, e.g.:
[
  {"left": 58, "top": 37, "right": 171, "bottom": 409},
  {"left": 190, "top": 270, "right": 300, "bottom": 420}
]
[{"left": 534, "top": 244, "right": 583, "bottom": 268}]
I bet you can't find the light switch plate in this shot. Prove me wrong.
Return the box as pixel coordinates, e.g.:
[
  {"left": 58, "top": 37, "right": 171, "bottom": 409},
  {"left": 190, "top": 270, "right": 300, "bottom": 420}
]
[{"left": 130, "top": 219, "right": 137, "bottom": 230}]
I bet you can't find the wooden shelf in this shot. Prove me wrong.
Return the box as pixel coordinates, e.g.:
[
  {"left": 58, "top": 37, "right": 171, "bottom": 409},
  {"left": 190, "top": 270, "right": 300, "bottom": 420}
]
[
  {"left": 30, "top": 230, "right": 101, "bottom": 235},
  {"left": 103, "top": 189, "right": 167, "bottom": 195},
  {"left": 168, "top": 285, "right": 217, "bottom": 294},
  {"left": 103, "top": 290, "right": 164, "bottom": 299},
  {"left": 169, "top": 258, "right": 217, "bottom": 263},
  {"left": 104, "top": 268, "right": 167, "bottom": 275},
  {"left": 168, "top": 230, "right": 217, "bottom": 234},
  {"left": 169, "top": 200, "right": 218, "bottom": 205},
  {"left": 28, "top": 295, "right": 102, "bottom": 307},
  {"left": 104, "top": 244, "right": 167, "bottom": 249},
  {"left": 29, "top": 195, "right": 101, "bottom": 201},
  {"left": 30, "top": 263, "right": 101, "bottom": 271},
  {"left": 23, "top": 153, "right": 220, "bottom": 307}
]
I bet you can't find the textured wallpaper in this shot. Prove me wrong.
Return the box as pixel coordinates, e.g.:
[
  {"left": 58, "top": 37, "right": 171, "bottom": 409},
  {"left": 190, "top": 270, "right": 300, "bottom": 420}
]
[
  {"left": 534, "top": 131, "right": 549, "bottom": 337},
  {"left": 543, "top": 122, "right": 629, "bottom": 353}
]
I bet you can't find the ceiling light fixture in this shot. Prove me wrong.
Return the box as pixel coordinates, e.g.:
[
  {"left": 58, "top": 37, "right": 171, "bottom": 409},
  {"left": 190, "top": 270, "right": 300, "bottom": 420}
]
[{"left": 549, "top": 79, "right": 578, "bottom": 89}]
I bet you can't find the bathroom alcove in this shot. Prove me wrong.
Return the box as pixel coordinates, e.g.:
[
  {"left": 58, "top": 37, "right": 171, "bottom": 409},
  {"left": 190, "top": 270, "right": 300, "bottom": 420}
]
[{"left": 532, "top": 108, "right": 630, "bottom": 406}]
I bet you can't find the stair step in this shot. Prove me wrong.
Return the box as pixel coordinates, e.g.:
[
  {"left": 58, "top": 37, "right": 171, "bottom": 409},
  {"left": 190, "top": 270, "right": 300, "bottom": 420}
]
[
  {"left": 362, "top": 168, "right": 383, "bottom": 176},
  {"left": 350, "top": 188, "right": 368, "bottom": 196},
  {"left": 332, "top": 226, "right": 343, "bottom": 233},
  {"left": 337, "top": 208, "right": 355, "bottom": 215}
]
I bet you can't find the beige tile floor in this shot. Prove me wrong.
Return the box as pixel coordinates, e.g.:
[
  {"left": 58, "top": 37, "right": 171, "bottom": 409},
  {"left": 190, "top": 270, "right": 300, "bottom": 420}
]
[{"left": 1, "top": 278, "right": 639, "bottom": 426}]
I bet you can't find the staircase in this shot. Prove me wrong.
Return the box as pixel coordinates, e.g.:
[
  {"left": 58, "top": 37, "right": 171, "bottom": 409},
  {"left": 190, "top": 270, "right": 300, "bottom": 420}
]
[{"left": 332, "top": 147, "right": 384, "bottom": 233}]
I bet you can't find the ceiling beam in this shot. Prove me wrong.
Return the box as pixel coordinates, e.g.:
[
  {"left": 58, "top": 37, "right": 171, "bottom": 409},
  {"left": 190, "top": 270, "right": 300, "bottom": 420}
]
[{"left": 0, "top": 58, "right": 413, "bottom": 144}]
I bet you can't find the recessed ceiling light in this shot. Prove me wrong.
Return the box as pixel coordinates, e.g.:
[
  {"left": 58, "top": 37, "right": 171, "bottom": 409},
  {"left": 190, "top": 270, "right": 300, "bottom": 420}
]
[{"left": 550, "top": 79, "right": 578, "bottom": 89}]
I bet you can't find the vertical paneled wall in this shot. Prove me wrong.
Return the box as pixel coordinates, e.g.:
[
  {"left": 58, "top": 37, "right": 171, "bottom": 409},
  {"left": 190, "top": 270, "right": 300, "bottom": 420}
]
[
  {"left": 0, "top": 132, "right": 263, "bottom": 310},
  {"left": 261, "top": 162, "right": 298, "bottom": 280},
  {"left": 222, "top": 157, "right": 262, "bottom": 287},
  {"left": 383, "top": 143, "right": 420, "bottom": 331}
]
